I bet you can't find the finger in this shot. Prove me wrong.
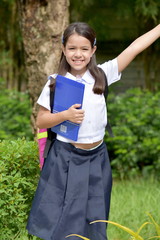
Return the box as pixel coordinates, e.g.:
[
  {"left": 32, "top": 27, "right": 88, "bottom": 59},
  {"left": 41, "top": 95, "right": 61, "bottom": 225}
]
[
  {"left": 72, "top": 104, "right": 81, "bottom": 109},
  {"left": 76, "top": 119, "right": 83, "bottom": 124},
  {"left": 76, "top": 109, "right": 85, "bottom": 114},
  {"left": 78, "top": 116, "right": 85, "bottom": 122},
  {"left": 75, "top": 113, "right": 84, "bottom": 119}
]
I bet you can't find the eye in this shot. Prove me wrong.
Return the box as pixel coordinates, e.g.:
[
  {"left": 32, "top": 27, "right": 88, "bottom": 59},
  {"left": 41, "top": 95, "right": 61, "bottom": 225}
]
[{"left": 68, "top": 47, "right": 75, "bottom": 50}]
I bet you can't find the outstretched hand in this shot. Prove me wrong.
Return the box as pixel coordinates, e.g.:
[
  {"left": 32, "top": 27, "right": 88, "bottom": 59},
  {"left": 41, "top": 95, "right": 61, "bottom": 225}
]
[
  {"left": 64, "top": 104, "right": 85, "bottom": 124},
  {"left": 117, "top": 24, "right": 160, "bottom": 73}
]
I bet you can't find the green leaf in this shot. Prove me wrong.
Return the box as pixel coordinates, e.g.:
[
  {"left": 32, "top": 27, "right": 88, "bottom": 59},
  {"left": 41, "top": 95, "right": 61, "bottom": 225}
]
[
  {"left": 147, "top": 212, "right": 160, "bottom": 236},
  {"left": 137, "top": 221, "right": 151, "bottom": 235},
  {"left": 66, "top": 234, "right": 90, "bottom": 240},
  {"left": 90, "top": 220, "right": 144, "bottom": 240},
  {"left": 148, "top": 237, "right": 160, "bottom": 240}
]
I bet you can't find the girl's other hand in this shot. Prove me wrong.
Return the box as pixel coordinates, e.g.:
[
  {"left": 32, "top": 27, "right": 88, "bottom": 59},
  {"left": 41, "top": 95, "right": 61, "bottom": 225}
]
[{"left": 64, "top": 104, "right": 85, "bottom": 124}]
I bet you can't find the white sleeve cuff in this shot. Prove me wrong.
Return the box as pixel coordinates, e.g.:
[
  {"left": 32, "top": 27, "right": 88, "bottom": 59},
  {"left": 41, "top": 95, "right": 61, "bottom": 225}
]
[{"left": 98, "top": 58, "right": 121, "bottom": 86}]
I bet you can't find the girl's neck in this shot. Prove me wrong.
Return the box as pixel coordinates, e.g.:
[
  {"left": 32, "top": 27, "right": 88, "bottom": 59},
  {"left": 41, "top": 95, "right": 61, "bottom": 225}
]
[{"left": 69, "top": 70, "right": 86, "bottom": 78}]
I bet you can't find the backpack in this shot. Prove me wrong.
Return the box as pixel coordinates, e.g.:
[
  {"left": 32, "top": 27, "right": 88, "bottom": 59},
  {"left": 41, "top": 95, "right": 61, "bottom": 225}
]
[{"left": 37, "top": 69, "right": 113, "bottom": 169}]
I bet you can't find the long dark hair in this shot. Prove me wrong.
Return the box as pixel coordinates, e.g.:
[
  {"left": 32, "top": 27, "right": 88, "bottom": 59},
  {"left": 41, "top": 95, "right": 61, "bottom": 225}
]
[{"left": 57, "top": 22, "right": 106, "bottom": 95}]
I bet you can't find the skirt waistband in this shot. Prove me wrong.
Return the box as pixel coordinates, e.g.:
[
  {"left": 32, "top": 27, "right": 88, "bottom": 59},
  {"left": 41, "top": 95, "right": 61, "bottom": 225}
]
[{"left": 55, "top": 139, "right": 105, "bottom": 156}]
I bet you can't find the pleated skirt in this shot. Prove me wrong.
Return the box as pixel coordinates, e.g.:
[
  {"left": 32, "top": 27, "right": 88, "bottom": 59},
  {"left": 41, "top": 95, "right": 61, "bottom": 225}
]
[{"left": 27, "top": 140, "right": 112, "bottom": 240}]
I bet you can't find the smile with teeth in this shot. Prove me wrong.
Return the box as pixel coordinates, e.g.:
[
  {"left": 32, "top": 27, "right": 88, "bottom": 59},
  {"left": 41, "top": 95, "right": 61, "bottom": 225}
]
[{"left": 73, "top": 59, "right": 84, "bottom": 64}]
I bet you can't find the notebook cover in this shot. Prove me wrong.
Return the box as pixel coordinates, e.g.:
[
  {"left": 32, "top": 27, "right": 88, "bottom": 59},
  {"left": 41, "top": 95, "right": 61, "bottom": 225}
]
[{"left": 51, "top": 75, "right": 85, "bottom": 141}]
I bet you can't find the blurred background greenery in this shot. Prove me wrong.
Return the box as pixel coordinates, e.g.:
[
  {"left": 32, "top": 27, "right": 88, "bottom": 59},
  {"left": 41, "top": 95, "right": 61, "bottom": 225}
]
[
  {"left": 0, "top": 0, "right": 160, "bottom": 93},
  {"left": 0, "top": 0, "right": 160, "bottom": 239}
]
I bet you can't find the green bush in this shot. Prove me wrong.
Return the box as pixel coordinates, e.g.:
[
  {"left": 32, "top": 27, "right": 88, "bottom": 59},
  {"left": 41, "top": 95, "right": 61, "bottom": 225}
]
[
  {"left": 0, "top": 89, "right": 33, "bottom": 140},
  {"left": 0, "top": 139, "right": 40, "bottom": 239},
  {"left": 105, "top": 88, "right": 160, "bottom": 179}
]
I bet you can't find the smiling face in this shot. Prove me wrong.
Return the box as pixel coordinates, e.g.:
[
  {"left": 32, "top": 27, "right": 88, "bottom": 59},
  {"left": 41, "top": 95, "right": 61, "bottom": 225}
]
[{"left": 62, "top": 33, "right": 96, "bottom": 76}]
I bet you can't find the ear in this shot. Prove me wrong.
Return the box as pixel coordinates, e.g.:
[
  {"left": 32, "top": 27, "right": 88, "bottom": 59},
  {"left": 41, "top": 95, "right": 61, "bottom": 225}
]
[{"left": 92, "top": 46, "right": 97, "bottom": 56}]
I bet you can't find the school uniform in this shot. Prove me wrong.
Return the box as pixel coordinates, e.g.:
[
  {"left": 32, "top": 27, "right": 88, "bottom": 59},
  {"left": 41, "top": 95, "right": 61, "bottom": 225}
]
[{"left": 27, "top": 58, "right": 121, "bottom": 240}]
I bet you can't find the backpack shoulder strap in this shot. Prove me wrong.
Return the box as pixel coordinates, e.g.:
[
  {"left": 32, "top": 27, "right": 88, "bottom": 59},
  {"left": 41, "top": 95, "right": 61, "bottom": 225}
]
[
  {"left": 98, "top": 67, "right": 114, "bottom": 137},
  {"left": 43, "top": 77, "right": 57, "bottom": 158},
  {"left": 48, "top": 77, "right": 57, "bottom": 140}
]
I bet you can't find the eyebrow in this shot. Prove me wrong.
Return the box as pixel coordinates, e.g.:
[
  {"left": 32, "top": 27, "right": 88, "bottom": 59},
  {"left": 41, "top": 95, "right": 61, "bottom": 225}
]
[{"left": 67, "top": 44, "right": 90, "bottom": 48}]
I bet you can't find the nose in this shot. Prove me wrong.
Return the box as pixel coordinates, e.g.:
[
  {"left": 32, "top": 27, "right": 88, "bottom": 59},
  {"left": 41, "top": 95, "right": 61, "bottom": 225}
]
[{"left": 74, "top": 49, "right": 82, "bottom": 57}]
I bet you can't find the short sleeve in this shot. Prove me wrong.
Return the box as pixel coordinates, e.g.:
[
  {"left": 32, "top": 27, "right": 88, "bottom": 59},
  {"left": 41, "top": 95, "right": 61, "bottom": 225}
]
[
  {"left": 98, "top": 58, "right": 121, "bottom": 86},
  {"left": 37, "top": 80, "right": 51, "bottom": 110},
  {"left": 37, "top": 74, "right": 57, "bottom": 111}
]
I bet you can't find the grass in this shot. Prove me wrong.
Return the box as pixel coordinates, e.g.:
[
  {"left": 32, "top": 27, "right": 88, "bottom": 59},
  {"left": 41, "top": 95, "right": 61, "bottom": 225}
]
[{"left": 107, "top": 176, "right": 160, "bottom": 240}]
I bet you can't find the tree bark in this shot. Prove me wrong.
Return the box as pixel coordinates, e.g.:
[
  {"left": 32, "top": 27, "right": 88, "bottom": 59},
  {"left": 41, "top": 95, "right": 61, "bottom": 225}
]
[{"left": 17, "top": 0, "right": 69, "bottom": 135}]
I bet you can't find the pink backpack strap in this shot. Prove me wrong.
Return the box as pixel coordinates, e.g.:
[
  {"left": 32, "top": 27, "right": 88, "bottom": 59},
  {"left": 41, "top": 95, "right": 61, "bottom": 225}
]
[{"left": 37, "top": 129, "right": 47, "bottom": 169}]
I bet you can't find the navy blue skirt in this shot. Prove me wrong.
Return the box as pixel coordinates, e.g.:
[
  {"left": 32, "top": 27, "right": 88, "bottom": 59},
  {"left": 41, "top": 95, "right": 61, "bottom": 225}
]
[{"left": 27, "top": 140, "right": 112, "bottom": 240}]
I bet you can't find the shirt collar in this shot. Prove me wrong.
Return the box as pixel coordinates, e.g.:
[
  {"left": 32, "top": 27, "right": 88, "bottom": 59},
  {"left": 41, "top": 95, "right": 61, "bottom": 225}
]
[{"left": 65, "top": 70, "right": 94, "bottom": 84}]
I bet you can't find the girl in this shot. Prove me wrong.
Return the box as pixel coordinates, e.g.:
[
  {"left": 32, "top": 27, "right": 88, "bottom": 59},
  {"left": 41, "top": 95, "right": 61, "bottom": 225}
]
[{"left": 27, "top": 22, "right": 160, "bottom": 240}]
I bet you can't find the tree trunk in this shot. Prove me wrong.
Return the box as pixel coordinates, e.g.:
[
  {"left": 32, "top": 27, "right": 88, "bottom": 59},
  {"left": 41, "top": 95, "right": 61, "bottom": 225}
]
[{"left": 17, "top": 0, "right": 69, "bottom": 135}]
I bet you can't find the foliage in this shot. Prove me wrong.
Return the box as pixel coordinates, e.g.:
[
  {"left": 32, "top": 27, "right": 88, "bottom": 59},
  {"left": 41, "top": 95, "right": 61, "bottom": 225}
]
[
  {"left": 105, "top": 88, "right": 160, "bottom": 179},
  {"left": 70, "top": 0, "right": 160, "bottom": 40},
  {"left": 66, "top": 234, "right": 89, "bottom": 240},
  {"left": 90, "top": 213, "right": 160, "bottom": 240},
  {"left": 0, "top": 139, "right": 40, "bottom": 239},
  {"left": 0, "top": 89, "right": 33, "bottom": 140},
  {"left": 135, "top": 0, "right": 160, "bottom": 23},
  {"left": 66, "top": 213, "right": 160, "bottom": 240}
]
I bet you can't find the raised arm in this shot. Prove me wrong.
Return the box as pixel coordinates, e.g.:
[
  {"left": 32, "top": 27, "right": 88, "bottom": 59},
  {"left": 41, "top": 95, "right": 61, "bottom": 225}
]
[{"left": 117, "top": 24, "right": 160, "bottom": 73}]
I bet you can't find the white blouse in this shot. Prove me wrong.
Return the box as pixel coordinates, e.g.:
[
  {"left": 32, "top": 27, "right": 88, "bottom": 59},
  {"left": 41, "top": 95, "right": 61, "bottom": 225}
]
[{"left": 37, "top": 58, "right": 121, "bottom": 143}]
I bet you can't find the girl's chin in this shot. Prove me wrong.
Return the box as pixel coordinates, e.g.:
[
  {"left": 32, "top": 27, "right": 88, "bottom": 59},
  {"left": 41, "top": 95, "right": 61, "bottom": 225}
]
[
  {"left": 70, "top": 65, "right": 86, "bottom": 73},
  {"left": 70, "top": 69, "right": 86, "bottom": 76}
]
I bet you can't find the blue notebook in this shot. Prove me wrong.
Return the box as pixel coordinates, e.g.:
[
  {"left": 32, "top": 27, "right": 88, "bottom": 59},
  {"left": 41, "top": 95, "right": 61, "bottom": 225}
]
[{"left": 51, "top": 75, "right": 85, "bottom": 141}]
